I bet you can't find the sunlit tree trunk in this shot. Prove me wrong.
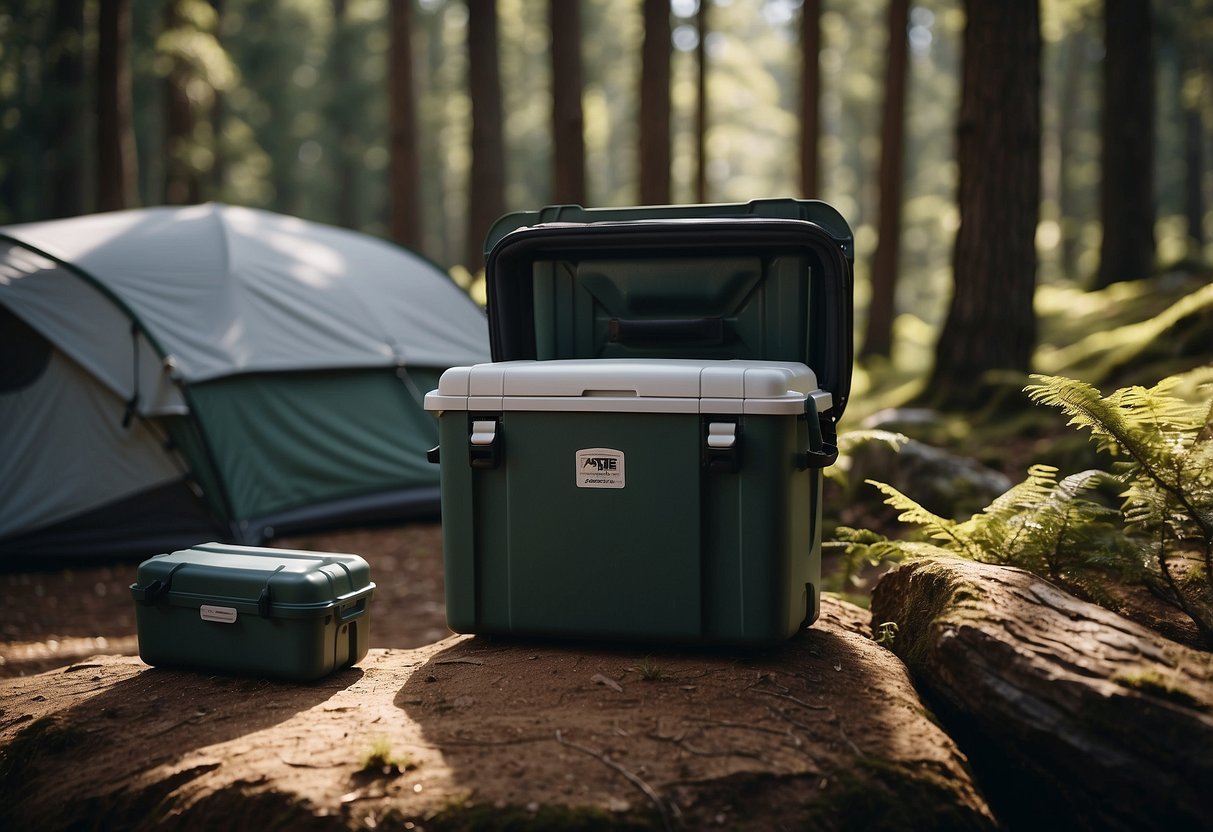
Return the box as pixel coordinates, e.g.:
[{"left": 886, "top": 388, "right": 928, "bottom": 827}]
[
  {"left": 97, "top": 0, "right": 138, "bottom": 211},
  {"left": 639, "top": 0, "right": 670, "bottom": 205},
  {"left": 549, "top": 0, "right": 585, "bottom": 205},
  {"left": 389, "top": 0, "right": 423, "bottom": 250},
  {"left": 799, "top": 0, "right": 822, "bottom": 198},
  {"left": 465, "top": 0, "right": 505, "bottom": 270},
  {"left": 861, "top": 0, "right": 909, "bottom": 362},
  {"left": 927, "top": 0, "right": 1041, "bottom": 411},
  {"left": 163, "top": 0, "right": 203, "bottom": 204},
  {"left": 210, "top": 0, "right": 227, "bottom": 199},
  {"left": 1094, "top": 0, "right": 1156, "bottom": 287},
  {"left": 1181, "top": 50, "right": 1206, "bottom": 253},
  {"left": 694, "top": 0, "right": 708, "bottom": 204}
]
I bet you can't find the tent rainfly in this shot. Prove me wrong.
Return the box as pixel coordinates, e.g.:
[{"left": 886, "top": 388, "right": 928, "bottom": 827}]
[{"left": 0, "top": 203, "right": 489, "bottom": 561}]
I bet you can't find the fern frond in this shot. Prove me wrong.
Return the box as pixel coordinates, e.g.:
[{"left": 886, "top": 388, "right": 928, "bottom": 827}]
[
  {"left": 1025, "top": 375, "right": 1128, "bottom": 457},
  {"left": 864, "top": 479, "right": 983, "bottom": 559},
  {"left": 837, "top": 429, "right": 910, "bottom": 453}
]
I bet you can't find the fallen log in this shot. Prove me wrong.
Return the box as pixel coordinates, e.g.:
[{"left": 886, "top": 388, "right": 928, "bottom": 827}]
[
  {"left": 0, "top": 596, "right": 995, "bottom": 831},
  {"left": 870, "top": 557, "right": 1213, "bottom": 832}
]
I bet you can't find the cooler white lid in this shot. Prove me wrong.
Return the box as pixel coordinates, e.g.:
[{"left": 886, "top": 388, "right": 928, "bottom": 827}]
[{"left": 424, "top": 359, "right": 832, "bottom": 416}]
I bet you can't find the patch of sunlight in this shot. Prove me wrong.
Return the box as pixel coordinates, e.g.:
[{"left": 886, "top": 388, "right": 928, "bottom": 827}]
[{"left": 1035, "top": 282, "right": 1213, "bottom": 378}]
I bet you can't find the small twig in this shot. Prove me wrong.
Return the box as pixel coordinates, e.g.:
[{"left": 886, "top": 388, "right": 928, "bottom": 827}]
[
  {"left": 433, "top": 658, "right": 484, "bottom": 666},
  {"left": 749, "top": 688, "right": 831, "bottom": 711},
  {"left": 683, "top": 717, "right": 791, "bottom": 737},
  {"left": 837, "top": 724, "right": 863, "bottom": 757},
  {"left": 555, "top": 730, "right": 676, "bottom": 831},
  {"left": 437, "top": 733, "right": 549, "bottom": 747}
]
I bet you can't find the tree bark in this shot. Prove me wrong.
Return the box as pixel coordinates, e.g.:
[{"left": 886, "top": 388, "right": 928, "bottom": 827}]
[
  {"left": 48, "top": 0, "right": 87, "bottom": 219},
  {"left": 1094, "top": 0, "right": 1156, "bottom": 287},
  {"left": 860, "top": 0, "right": 909, "bottom": 362},
  {"left": 871, "top": 557, "right": 1213, "bottom": 832},
  {"left": 638, "top": 0, "right": 671, "bottom": 205},
  {"left": 926, "top": 0, "right": 1040, "bottom": 410},
  {"left": 389, "top": 0, "right": 423, "bottom": 250},
  {"left": 549, "top": 0, "right": 585, "bottom": 205},
  {"left": 465, "top": 0, "right": 506, "bottom": 271},
  {"left": 96, "top": 0, "right": 138, "bottom": 212},
  {"left": 163, "top": 0, "right": 203, "bottom": 205},
  {"left": 330, "top": 0, "right": 359, "bottom": 229},
  {"left": 799, "top": 0, "right": 822, "bottom": 198},
  {"left": 694, "top": 0, "right": 708, "bottom": 204}
]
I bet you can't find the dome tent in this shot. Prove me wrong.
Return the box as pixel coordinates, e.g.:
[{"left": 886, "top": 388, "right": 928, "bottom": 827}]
[{"left": 0, "top": 203, "right": 489, "bottom": 561}]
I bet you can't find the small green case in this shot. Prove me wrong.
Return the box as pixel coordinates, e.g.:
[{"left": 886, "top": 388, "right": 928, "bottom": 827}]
[{"left": 131, "top": 542, "right": 375, "bottom": 681}]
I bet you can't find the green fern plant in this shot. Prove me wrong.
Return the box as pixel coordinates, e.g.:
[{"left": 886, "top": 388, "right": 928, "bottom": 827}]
[
  {"left": 863, "top": 464, "right": 1136, "bottom": 592},
  {"left": 846, "top": 369, "right": 1213, "bottom": 647},
  {"left": 1025, "top": 370, "right": 1213, "bottom": 645}
]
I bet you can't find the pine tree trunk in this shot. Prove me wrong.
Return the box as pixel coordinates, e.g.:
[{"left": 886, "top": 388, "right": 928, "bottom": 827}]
[
  {"left": 48, "top": 0, "right": 87, "bottom": 218},
  {"left": 163, "top": 0, "right": 202, "bottom": 205},
  {"left": 96, "top": 0, "right": 138, "bottom": 212},
  {"left": 694, "top": 0, "right": 708, "bottom": 204},
  {"left": 389, "top": 0, "right": 423, "bottom": 251},
  {"left": 799, "top": 0, "right": 822, "bottom": 198},
  {"left": 638, "top": 0, "right": 671, "bottom": 205},
  {"left": 465, "top": 0, "right": 505, "bottom": 271},
  {"left": 549, "top": 0, "right": 585, "bottom": 205},
  {"left": 860, "top": 0, "right": 909, "bottom": 362},
  {"left": 926, "top": 0, "right": 1040, "bottom": 411},
  {"left": 1094, "top": 0, "right": 1156, "bottom": 288},
  {"left": 331, "top": 0, "right": 359, "bottom": 229}
]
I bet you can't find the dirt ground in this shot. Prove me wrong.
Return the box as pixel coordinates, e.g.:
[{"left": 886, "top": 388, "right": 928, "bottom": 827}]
[
  {"left": 0, "top": 523, "right": 451, "bottom": 679},
  {"left": 0, "top": 524, "right": 1007, "bottom": 830}
]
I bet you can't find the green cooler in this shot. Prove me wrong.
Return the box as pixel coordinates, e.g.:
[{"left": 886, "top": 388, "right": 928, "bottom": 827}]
[
  {"left": 429, "top": 200, "right": 853, "bottom": 644},
  {"left": 425, "top": 358, "right": 836, "bottom": 643},
  {"left": 131, "top": 542, "right": 375, "bottom": 680}
]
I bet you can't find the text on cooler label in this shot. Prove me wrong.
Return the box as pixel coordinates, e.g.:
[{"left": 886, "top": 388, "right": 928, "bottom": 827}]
[{"left": 576, "top": 448, "right": 625, "bottom": 489}]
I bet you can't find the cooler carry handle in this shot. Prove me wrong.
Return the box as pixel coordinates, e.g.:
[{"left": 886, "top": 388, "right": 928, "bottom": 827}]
[{"left": 609, "top": 316, "right": 725, "bottom": 346}]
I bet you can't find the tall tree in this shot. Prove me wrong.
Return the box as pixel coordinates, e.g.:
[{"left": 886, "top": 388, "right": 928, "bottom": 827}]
[
  {"left": 799, "top": 0, "right": 822, "bottom": 197},
  {"left": 465, "top": 0, "right": 505, "bottom": 270},
  {"left": 927, "top": 0, "right": 1041, "bottom": 410},
  {"left": 861, "top": 0, "right": 910, "bottom": 361},
  {"left": 389, "top": 0, "right": 423, "bottom": 250},
  {"left": 1095, "top": 0, "right": 1156, "bottom": 287},
  {"left": 330, "top": 0, "right": 359, "bottom": 228},
  {"left": 694, "top": 0, "right": 708, "bottom": 204},
  {"left": 97, "top": 0, "right": 138, "bottom": 211},
  {"left": 48, "top": 0, "right": 88, "bottom": 218},
  {"left": 639, "top": 0, "right": 671, "bottom": 205},
  {"left": 549, "top": 0, "right": 586, "bottom": 205},
  {"left": 163, "top": 0, "right": 202, "bottom": 204}
]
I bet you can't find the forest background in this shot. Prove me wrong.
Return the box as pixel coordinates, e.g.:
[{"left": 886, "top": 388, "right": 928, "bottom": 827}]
[{"left": 2, "top": 0, "right": 1211, "bottom": 415}]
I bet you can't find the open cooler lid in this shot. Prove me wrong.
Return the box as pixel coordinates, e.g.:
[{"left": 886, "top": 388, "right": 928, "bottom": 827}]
[
  {"left": 424, "top": 358, "right": 833, "bottom": 416},
  {"left": 483, "top": 199, "right": 854, "bottom": 420}
]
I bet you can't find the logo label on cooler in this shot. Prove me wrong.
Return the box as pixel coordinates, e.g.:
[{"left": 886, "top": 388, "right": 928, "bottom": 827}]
[
  {"left": 200, "top": 604, "right": 238, "bottom": 624},
  {"left": 576, "top": 448, "right": 625, "bottom": 489}
]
